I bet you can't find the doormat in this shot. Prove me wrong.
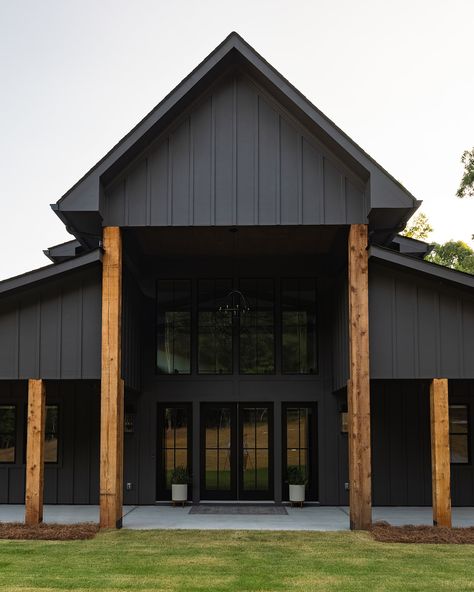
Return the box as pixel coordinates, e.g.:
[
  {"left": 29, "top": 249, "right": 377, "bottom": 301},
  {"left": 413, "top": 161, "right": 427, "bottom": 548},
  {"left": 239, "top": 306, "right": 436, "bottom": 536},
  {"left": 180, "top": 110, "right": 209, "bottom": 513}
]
[{"left": 189, "top": 505, "right": 288, "bottom": 515}]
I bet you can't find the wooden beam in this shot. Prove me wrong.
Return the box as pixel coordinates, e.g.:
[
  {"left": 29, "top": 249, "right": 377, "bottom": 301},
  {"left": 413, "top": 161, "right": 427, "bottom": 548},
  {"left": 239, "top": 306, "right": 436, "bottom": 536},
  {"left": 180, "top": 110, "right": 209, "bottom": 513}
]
[
  {"left": 25, "top": 379, "right": 46, "bottom": 526},
  {"left": 430, "top": 378, "right": 452, "bottom": 527},
  {"left": 347, "top": 224, "right": 372, "bottom": 530},
  {"left": 100, "top": 226, "right": 124, "bottom": 529}
]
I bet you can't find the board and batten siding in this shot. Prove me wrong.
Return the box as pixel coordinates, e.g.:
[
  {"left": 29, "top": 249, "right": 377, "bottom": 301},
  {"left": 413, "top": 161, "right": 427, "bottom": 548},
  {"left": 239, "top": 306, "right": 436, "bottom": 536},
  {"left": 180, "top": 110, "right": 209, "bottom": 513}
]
[
  {"left": 104, "top": 71, "right": 367, "bottom": 227},
  {"left": 0, "top": 380, "right": 100, "bottom": 504},
  {"left": 369, "top": 262, "right": 474, "bottom": 379},
  {"left": 0, "top": 266, "right": 102, "bottom": 380}
]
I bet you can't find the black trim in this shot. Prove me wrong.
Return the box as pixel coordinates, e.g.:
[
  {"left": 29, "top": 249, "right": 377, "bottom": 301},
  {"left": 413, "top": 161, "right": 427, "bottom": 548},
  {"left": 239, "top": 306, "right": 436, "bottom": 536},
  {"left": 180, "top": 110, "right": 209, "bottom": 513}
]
[
  {"left": 281, "top": 402, "right": 318, "bottom": 501},
  {"left": 156, "top": 403, "right": 193, "bottom": 501}
]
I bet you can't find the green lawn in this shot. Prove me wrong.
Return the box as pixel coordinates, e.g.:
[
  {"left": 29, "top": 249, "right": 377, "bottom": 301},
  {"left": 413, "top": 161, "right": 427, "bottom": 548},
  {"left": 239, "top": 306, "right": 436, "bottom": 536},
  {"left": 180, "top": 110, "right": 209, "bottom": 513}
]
[{"left": 1, "top": 529, "right": 474, "bottom": 591}]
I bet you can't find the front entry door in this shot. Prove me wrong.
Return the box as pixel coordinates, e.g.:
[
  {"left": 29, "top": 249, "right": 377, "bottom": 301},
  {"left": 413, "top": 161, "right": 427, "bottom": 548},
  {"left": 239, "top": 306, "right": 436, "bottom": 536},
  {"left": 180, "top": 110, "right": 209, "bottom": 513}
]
[{"left": 200, "top": 403, "right": 273, "bottom": 500}]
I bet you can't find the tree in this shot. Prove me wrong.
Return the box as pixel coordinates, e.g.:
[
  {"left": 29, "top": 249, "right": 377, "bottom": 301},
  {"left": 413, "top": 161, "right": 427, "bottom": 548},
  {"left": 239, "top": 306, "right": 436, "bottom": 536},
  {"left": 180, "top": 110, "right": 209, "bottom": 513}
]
[
  {"left": 402, "top": 212, "right": 433, "bottom": 240},
  {"left": 456, "top": 148, "right": 474, "bottom": 199},
  {"left": 426, "top": 240, "right": 474, "bottom": 275}
]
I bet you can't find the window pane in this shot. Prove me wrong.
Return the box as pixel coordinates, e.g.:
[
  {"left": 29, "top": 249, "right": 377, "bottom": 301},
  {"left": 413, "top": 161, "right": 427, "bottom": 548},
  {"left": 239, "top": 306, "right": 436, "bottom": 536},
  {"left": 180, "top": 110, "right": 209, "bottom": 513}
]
[
  {"left": 286, "top": 408, "right": 299, "bottom": 449},
  {"left": 0, "top": 405, "right": 15, "bottom": 464},
  {"left": 449, "top": 405, "right": 468, "bottom": 434},
  {"left": 161, "top": 406, "right": 189, "bottom": 491},
  {"left": 239, "top": 279, "right": 275, "bottom": 374},
  {"left": 198, "top": 280, "right": 233, "bottom": 374},
  {"left": 281, "top": 278, "right": 317, "bottom": 374},
  {"left": 45, "top": 406, "right": 59, "bottom": 463},
  {"left": 157, "top": 280, "right": 191, "bottom": 374},
  {"left": 450, "top": 435, "right": 469, "bottom": 464}
]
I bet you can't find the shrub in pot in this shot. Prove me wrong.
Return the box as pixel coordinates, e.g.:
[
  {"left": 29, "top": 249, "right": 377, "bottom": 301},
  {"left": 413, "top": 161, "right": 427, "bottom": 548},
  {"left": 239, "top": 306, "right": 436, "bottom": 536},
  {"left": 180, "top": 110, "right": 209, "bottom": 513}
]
[
  {"left": 287, "top": 465, "right": 307, "bottom": 505},
  {"left": 171, "top": 466, "right": 191, "bottom": 504}
]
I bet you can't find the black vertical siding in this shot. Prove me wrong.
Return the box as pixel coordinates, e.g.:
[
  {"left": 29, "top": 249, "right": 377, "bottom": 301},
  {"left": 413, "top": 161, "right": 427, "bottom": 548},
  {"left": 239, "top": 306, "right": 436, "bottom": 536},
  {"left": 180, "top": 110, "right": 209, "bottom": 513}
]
[
  {"left": 369, "top": 262, "right": 474, "bottom": 379},
  {"left": 0, "top": 380, "right": 100, "bottom": 504},
  {"left": 104, "top": 72, "right": 366, "bottom": 227},
  {"left": 371, "top": 381, "right": 432, "bottom": 506},
  {"left": 0, "top": 266, "right": 102, "bottom": 380}
]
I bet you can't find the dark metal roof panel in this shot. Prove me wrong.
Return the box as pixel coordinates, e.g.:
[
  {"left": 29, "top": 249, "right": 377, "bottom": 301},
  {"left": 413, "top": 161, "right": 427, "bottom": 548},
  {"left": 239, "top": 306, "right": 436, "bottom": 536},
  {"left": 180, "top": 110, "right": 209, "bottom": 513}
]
[
  {"left": 0, "top": 250, "right": 102, "bottom": 296},
  {"left": 369, "top": 245, "right": 474, "bottom": 290}
]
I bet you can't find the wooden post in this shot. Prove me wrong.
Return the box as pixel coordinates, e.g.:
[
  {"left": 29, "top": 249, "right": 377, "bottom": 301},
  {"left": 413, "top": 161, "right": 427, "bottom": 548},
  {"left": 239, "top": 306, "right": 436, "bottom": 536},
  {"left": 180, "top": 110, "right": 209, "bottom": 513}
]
[
  {"left": 347, "top": 224, "right": 372, "bottom": 530},
  {"left": 430, "top": 378, "right": 452, "bottom": 527},
  {"left": 100, "top": 226, "right": 124, "bottom": 529},
  {"left": 25, "top": 379, "right": 46, "bottom": 525}
]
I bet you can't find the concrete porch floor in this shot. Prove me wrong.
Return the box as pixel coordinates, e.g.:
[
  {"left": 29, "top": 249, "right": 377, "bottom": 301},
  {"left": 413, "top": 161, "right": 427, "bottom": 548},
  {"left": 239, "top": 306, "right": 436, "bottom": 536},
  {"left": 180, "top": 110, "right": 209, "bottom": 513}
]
[{"left": 2, "top": 505, "right": 474, "bottom": 530}]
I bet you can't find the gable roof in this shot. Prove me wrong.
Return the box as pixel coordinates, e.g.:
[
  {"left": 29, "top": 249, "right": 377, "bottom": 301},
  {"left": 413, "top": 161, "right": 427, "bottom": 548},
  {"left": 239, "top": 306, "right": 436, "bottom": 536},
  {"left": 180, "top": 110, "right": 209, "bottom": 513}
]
[{"left": 52, "top": 32, "right": 420, "bottom": 247}]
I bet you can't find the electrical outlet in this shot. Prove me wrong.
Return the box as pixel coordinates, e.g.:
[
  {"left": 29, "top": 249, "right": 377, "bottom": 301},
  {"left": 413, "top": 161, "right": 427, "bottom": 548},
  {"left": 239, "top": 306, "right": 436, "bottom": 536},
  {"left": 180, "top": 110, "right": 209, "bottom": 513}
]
[
  {"left": 126, "top": 482, "right": 133, "bottom": 491},
  {"left": 344, "top": 482, "right": 350, "bottom": 491}
]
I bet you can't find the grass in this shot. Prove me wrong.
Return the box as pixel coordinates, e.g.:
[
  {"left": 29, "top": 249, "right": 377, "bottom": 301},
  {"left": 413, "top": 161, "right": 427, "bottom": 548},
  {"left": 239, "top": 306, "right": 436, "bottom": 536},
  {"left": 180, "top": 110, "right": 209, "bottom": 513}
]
[{"left": 1, "top": 529, "right": 474, "bottom": 591}]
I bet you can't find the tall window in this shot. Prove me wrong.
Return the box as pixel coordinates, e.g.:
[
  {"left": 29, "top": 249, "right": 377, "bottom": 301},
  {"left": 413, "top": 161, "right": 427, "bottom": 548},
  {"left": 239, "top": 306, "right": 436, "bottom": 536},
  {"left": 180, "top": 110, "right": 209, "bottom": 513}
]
[
  {"left": 449, "top": 405, "right": 469, "bottom": 464},
  {"left": 285, "top": 407, "right": 312, "bottom": 482},
  {"left": 0, "top": 405, "right": 16, "bottom": 463},
  {"left": 45, "top": 405, "right": 59, "bottom": 463},
  {"left": 157, "top": 280, "right": 191, "bottom": 374},
  {"left": 239, "top": 279, "right": 275, "bottom": 374},
  {"left": 198, "top": 279, "right": 233, "bottom": 374},
  {"left": 281, "top": 278, "right": 317, "bottom": 374},
  {"left": 161, "top": 406, "right": 190, "bottom": 490}
]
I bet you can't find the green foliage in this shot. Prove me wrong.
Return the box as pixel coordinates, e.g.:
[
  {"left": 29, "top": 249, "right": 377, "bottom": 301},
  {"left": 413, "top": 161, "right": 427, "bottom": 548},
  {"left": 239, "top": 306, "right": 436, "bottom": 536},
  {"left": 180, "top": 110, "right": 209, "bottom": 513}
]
[
  {"left": 402, "top": 212, "right": 433, "bottom": 240},
  {"left": 456, "top": 148, "right": 474, "bottom": 199},
  {"left": 171, "top": 466, "right": 191, "bottom": 484},
  {"left": 286, "top": 465, "right": 307, "bottom": 485},
  {"left": 426, "top": 240, "right": 474, "bottom": 275}
]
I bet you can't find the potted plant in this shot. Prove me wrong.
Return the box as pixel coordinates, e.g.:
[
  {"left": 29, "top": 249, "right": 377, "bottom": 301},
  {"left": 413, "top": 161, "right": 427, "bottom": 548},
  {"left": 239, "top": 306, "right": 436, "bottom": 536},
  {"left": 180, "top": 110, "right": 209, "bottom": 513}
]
[
  {"left": 171, "top": 466, "right": 191, "bottom": 506},
  {"left": 287, "top": 465, "right": 307, "bottom": 506}
]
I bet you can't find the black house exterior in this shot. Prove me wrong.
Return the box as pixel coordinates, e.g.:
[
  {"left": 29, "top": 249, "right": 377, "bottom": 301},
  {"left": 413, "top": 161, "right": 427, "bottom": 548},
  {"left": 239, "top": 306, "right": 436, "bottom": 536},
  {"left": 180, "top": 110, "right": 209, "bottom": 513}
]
[{"left": 1, "top": 33, "right": 473, "bottom": 529}]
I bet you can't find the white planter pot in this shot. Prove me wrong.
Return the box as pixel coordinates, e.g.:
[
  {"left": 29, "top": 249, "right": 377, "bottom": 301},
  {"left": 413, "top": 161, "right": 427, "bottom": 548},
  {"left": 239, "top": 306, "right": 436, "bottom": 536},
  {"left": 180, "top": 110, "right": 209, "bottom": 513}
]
[
  {"left": 289, "top": 484, "right": 305, "bottom": 503},
  {"left": 172, "top": 483, "right": 188, "bottom": 502}
]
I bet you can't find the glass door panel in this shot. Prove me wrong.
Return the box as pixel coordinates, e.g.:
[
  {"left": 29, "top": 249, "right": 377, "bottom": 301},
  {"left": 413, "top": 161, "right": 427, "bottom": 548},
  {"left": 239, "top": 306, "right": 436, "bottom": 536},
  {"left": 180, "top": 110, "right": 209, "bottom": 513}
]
[
  {"left": 201, "top": 404, "right": 237, "bottom": 500},
  {"left": 239, "top": 405, "right": 273, "bottom": 500}
]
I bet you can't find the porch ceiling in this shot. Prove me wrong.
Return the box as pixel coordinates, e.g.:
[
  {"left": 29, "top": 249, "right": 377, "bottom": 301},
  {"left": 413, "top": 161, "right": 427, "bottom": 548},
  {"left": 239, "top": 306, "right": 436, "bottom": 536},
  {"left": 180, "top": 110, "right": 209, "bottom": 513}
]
[{"left": 125, "top": 225, "right": 348, "bottom": 259}]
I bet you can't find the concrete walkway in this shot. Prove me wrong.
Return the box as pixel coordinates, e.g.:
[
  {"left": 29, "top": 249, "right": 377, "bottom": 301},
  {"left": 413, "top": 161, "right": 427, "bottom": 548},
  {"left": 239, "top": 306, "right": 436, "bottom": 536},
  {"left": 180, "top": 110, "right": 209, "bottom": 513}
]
[{"left": 1, "top": 505, "right": 474, "bottom": 530}]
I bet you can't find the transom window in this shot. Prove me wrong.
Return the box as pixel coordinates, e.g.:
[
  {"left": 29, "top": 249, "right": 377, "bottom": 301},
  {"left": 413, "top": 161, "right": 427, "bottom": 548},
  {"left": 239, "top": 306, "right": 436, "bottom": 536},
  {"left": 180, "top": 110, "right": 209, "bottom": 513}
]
[
  {"left": 156, "top": 278, "right": 318, "bottom": 375},
  {"left": 449, "top": 404, "right": 469, "bottom": 464}
]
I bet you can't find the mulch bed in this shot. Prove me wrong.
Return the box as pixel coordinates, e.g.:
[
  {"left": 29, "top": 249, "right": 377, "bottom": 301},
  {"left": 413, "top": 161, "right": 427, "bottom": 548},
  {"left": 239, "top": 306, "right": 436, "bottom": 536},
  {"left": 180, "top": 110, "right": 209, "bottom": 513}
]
[
  {"left": 371, "top": 521, "right": 474, "bottom": 544},
  {"left": 0, "top": 522, "right": 99, "bottom": 540}
]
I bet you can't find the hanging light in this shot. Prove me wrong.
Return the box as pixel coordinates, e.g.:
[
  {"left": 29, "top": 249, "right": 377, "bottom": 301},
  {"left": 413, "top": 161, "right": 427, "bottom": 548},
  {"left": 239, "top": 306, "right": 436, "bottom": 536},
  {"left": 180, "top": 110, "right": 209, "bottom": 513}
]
[{"left": 217, "top": 289, "right": 250, "bottom": 320}]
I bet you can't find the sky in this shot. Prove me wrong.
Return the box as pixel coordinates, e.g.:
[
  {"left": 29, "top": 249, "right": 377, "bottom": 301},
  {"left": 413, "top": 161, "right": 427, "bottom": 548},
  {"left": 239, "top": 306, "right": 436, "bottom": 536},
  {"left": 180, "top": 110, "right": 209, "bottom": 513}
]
[{"left": 0, "top": 0, "right": 473, "bottom": 281}]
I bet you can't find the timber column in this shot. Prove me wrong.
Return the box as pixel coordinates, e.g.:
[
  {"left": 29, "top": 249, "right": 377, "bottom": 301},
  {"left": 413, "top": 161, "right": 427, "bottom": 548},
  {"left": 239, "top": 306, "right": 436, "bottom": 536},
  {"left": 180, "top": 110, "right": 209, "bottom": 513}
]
[
  {"left": 430, "top": 378, "right": 452, "bottom": 527},
  {"left": 100, "top": 226, "right": 124, "bottom": 528},
  {"left": 347, "top": 224, "right": 372, "bottom": 530},
  {"left": 25, "top": 379, "right": 46, "bottom": 525}
]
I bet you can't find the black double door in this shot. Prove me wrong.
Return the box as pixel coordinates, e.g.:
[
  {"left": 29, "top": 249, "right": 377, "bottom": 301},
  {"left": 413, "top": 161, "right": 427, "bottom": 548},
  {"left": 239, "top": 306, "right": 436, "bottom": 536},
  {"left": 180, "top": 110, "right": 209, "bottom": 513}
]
[{"left": 200, "top": 403, "right": 273, "bottom": 500}]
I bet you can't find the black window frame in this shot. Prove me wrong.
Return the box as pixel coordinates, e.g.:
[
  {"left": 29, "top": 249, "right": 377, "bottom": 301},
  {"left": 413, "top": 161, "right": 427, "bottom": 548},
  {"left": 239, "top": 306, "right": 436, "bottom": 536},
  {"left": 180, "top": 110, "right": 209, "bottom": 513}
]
[
  {"left": 449, "top": 403, "right": 470, "bottom": 466},
  {"left": 22, "top": 404, "right": 61, "bottom": 466},
  {"left": 238, "top": 277, "right": 276, "bottom": 375},
  {"left": 156, "top": 279, "right": 193, "bottom": 375},
  {"left": 0, "top": 404, "right": 17, "bottom": 465},
  {"left": 156, "top": 403, "right": 193, "bottom": 501},
  {"left": 197, "top": 278, "right": 234, "bottom": 375},
  {"left": 280, "top": 277, "right": 318, "bottom": 375}
]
